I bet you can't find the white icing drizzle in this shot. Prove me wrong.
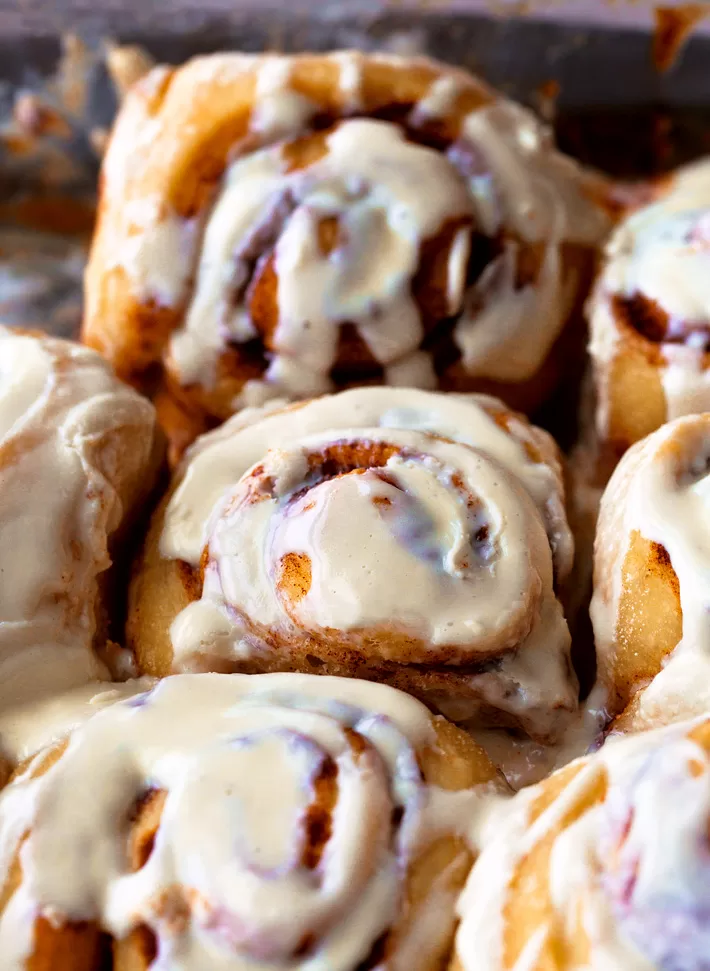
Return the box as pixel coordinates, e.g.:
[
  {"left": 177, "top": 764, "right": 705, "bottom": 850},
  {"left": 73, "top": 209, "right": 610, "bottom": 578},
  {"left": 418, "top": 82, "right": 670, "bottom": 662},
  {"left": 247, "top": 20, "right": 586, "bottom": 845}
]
[
  {"left": 452, "top": 100, "right": 609, "bottom": 383},
  {"left": 105, "top": 52, "right": 608, "bottom": 400},
  {"left": 384, "top": 350, "right": 439, "bottom": 389},
  {"left": 660, "top": 344, "right": 710, "bottom": 420},
  {"left": 332, "top": 51, "right": 363, "bottom": 112},
  {"left": 456, "top": 715, "right": 710, "bottom": 971},
  {"left": 0, "top": 679, "right": 153, "bottom": 763},
  {"left": 113, "top": 196, "right": 198, "bottom": 308},
  {"left": 0, "top": 327, "right": 157, "bottom": 711},
  {"left": 454, "top": 234, "right": 572, "bottom": 383},
  {"left": 170, "top": 116, "right": 474, "bottom": 399},
  {"left": 459, "top": 101, "right": 606, "bottom": 245},
  {"left": 591, "top": 412, "right": 710, "bottom": 725},
  {"left": 589, "top": 159, "right": 710, "bottom": 433},
  {"left": 160, "top": 387, "right": 575, "bottom": 740},
  {"left": 250, "top": 55, "right": 316, "bottom": 138},
  {"left": 0, "top": 672, "right": 494, "bottom": 970},
  {"left": 412, "top": 75, "right": 461, "bottom": 120}
]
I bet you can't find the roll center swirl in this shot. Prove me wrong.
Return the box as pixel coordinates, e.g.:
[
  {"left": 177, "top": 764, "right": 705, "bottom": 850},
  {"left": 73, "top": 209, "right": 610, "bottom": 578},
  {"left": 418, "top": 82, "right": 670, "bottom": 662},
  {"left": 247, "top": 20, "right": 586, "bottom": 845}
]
[{"left": 201, "top": 427, "right": 544, "bottom": 662}]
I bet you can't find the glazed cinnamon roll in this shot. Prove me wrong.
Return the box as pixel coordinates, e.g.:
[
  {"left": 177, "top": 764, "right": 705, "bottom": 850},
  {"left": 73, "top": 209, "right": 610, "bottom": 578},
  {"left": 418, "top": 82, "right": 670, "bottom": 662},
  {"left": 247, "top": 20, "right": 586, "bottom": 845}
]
[
  {"left": 0, "top": 325, "right": 162, "bottom": 708},
  {"left": 128, "top": 386, "right": 579, "bottom": 743},
  {"left": 83, "top": 51, "right": 610, "bottom": 458},
  {"left": 453, "top": 714, "right": 710, "bottom": 971},
  {"left": 0, "top": 671, "right": 505, "bottom": 970},
  {"left": 591, "top": 411, "right": 710, "bottom": 732},
  {"left": 589, "top": 159, "right": 710, "bottom": 455}
]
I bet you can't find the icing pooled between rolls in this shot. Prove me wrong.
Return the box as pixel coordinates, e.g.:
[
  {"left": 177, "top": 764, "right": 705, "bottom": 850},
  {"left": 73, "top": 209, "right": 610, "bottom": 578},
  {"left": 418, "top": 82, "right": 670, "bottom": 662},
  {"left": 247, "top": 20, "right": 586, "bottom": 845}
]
[
  {"left": 0, "top": 672, "right": 499, "bottom": 971},
  {"left": 589, "top": 159, "right": 710, "bottom": 430},
  {"left": 0, "top": 327, "right": 156, "bottom": 709},
  {"left": 112, "top": 52, "right": 609, "bottom": 401},
  {"left": 160, "top": 387, "right": 575, "bottom": 737},
  {"left": 455, "top": 716, "right": 710, "bottom": 971}
]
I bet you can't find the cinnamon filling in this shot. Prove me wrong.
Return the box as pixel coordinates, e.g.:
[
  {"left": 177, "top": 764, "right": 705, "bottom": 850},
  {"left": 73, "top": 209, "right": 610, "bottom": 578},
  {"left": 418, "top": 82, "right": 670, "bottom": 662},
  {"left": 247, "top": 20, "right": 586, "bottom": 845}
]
[
  {"left": 212, "top": 116, "right": 510, "bottom": 387},
  {"left": 614, "top": 291, "right": 710, "bottom": 351},
  {"left": 301, "top": 753, "right": 338, "bottom": 871},
  {"left": 129, "top": 788, "right": 168, "bottom": 871},
  {"left": 28, "top": 919, "right": 112, "bottom": 971}
]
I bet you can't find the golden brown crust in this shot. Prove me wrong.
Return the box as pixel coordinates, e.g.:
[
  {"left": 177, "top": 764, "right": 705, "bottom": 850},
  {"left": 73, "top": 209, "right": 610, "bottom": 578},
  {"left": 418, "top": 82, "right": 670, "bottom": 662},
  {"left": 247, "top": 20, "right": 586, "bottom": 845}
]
[
  {"left": 591, "top": 412, "right": 710, "bottom": 732},
  {"left": 126, "top": 488, "right": 187, "bottom": 677},
  {"left": 501, "top": 761, "right": 607, "bottom": 970},
  {"left": 83, "top": 54, "right": 491, "bottom": 381},
  {"left": 588, "top": 166, "right": 710, "bottom": 455},
  {"left": 1, "top": 689, "right": 503, "bottom": 971},
  {"left": 128, "top": 388, "right": 576, "bottom": 743},
  {"left": 84, "top": 52, "right": 602, "bottom": 460},
  {"left": 606, "top": 531, "right": 682, "bottom": 713},
  {"left": 604, "top": 339, "right": 668, "bottom": 456}
]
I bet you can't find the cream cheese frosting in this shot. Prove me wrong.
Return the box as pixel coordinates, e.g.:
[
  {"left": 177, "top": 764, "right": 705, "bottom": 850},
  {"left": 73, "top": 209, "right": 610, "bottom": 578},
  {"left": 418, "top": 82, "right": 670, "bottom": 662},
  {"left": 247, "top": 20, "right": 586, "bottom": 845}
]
[
  {"left": 158, "top": 387, "right": 576, "bottom": 739},
  {"left": 169, "top": 116, "right": 474, "bottom": 396},
  {"left": 589, "top": 159, "right": 710, "bottom": 431},
  {"left": 591, "top": 412, "right": 710, "bottom": 726},
  {"left": 99, "top": 51, "right": 609, "bottom": 401},
  {"left": 0, "top": 326, "right": 157, "bottom": 710},
  {"left": 455, "top": 715, "right": 710, "bottom": 971},
  {"left": 0, "top": 671, "right": 500, "bottom": 971},
  {"left": 0, "top": 678, "right": 153, "bottom": 763}
]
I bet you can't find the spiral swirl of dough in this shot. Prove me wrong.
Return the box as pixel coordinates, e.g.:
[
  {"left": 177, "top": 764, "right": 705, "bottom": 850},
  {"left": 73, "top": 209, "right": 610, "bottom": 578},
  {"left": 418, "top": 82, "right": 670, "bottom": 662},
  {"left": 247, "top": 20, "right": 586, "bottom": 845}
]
[
  {"left": 0, "top": 672, "right": 502, "bottom": 971},
  {"left": 454, "top": 715, "right": 710, "bottom": 971},
  {"left": 84, "top": 50, "right": 610, "bottom": 437},
  {"left": 132, "top": 387, "right": 577, "bottom": 742}
]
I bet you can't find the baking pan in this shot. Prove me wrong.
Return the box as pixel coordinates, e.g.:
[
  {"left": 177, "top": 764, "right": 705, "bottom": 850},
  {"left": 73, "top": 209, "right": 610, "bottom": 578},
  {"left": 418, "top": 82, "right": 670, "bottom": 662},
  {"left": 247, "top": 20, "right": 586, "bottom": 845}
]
[{"left": 1, "top": 1, "right": 709, "bottom": 338}]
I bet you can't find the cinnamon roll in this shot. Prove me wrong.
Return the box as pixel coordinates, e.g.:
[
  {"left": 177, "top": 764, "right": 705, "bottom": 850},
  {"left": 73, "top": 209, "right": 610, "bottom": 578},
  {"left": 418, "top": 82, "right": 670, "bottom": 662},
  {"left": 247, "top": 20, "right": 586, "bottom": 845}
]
[
  {"left": 0, "top": 671, "right": 505, "bottom": 970},
  {"left": 589, "top": 159, "right": 710, "bottom": 456},
  {"left": 0, "top": 325, "right": 162, "bottom": 709},
  {"left": 128, "top": 386, "right": 579, "bottom": 743},
  {"left": 591, "top": 411, "right": 710, "bottom": 732},
  {"left": 83, "top": 51, "right": 610, "bottom": 459},
  {"left": 453, "top": 714, "right": 710, "bottom": 971}
]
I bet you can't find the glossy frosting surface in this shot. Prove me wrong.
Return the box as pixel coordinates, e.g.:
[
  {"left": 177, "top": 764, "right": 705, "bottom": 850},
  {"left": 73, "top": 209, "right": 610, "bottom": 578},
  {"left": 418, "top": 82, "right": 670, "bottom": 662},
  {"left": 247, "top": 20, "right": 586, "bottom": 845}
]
[
  {"left": 0, "top": 327, "right": 156, "bottom": 709},
  {"left": 161, "top": 387, "right": 575, "bottom": 736},
  {"left": 106, "top": 52, "right": 608, "bottom": 399},
  {"left": 456, "top": 715, "right": 710, "bottom": 971},
  {"left": 0, "top": 672, "right": 495, "bottom": 970},
  {"left": 590, "top": 160, "right": 710, "bottom": 428}
]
